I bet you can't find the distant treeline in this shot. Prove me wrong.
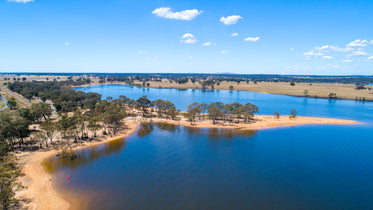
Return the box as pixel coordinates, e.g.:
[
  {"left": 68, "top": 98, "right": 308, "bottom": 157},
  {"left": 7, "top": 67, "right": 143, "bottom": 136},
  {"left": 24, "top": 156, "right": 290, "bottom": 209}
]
[{"left": 2, "top": 73, "right": 373, "bottom": 84}]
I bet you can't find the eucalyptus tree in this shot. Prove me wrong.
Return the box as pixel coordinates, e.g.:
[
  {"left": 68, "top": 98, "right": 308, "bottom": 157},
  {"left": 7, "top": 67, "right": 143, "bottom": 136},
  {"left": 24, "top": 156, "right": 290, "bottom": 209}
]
[
  {"left": 197, "top": 103, "right": 207, "bottom": 119},
  {"left": 187, "top": 102, "right": 200, "bottom": 124},
  {"left": 207, "top": 102, "right": 224, "bottom": 124},
  {"left": 290, "top": 109, "right": 297, "bottom": 119},
  {"left": 17, "top": 108, "right": 35, "bottom": 124},
  {"left": 7, "top": 98, "right": 17, "bottom": 110},
  {"left": 136, "top": 95, "right": 152, "bottom": 117},
  {"left": 274, "top": 111, "right": 280, "bottom": 120},
  {"left": 31, "top": 102, "right": 53, "bottom": 121},
  {"left": 40, "top": 120, "right": 59, "bottom": 146}
]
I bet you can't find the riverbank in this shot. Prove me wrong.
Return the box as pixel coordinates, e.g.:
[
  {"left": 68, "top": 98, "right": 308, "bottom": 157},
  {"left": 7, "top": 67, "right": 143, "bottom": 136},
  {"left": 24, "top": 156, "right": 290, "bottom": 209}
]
[
  {"left": 140, "top": 80, "right": 373, "bottom": 102},
  {"left": 150, "top": 115, "right": 358, "bottom": 130},
  {"left": 16, "top": 122, "right": 140, "bottom": 210},
  {"left": 72, "top": 81, "right": 373, "bottom": 102}
]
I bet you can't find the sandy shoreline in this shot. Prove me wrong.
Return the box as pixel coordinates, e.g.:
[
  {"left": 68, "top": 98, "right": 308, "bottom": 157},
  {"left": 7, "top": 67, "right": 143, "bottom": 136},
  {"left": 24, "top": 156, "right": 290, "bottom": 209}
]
[
  {"left": 151, "top": 115, "right": 358, "bottom": 130},
  {"left": 16, "top": 115, "right": 357, "bottom": 209},
  {"left": 17, "top": 122, "right": 140, "bottom": 210}
]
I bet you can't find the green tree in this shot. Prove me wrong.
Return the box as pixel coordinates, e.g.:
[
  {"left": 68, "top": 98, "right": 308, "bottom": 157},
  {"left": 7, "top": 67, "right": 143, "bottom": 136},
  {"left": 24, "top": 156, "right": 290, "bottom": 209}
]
[
  {"left": 229, "top": 85, "right": 234, "bottom": 90},
  {"left": 136, "top": 95, "right": 151, "bottom": 117},
  {"left": 303, "top": 89, "right": 309, "bottom": 97},
  {"left": 290, "top": 109, "right": 297, "bottom": 119},
  {"left": 0, "top": 153, "right": 24, "bottom": 210},
  {"left": 17, "top": 108, "right": 35, "bottom": 123},
  {"left": 187, "top": 103, "right": 199, "bottom": 124},
  {"left": 274, "top": 111, "right": 280, "bottom": 120},
  {"left": 31, "top": 102, "right": 53, "bottom": 121},
  {"left": 7, "top": 98, "right": 17, "bottom": 110},
  {"left": 40, "top": 120, "right": 59, "bottom": 146}
]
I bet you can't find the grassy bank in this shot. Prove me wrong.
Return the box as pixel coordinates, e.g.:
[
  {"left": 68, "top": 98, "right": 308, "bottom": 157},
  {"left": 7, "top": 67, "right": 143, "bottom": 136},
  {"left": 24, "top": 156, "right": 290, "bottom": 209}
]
[{"left": 133, "top": 80, "right": 373, "bottom": 101}]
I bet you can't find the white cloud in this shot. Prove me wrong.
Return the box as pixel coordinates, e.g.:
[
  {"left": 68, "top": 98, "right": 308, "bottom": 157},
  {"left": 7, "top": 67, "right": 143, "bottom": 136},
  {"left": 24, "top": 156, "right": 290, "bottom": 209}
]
[
  {"left": 202, "top": 42, "right": 211, "bottom": 46},
  {"left": 342, "top": 60, "right": 352, "bottom": 63},
  {"left": 290, "top": 48, "right": 294, "bottom": 51},
  {"left": 184, "top": 39, "right": 197, "bottom": 44},
  {"left": 220, "top": 50, "right": 229, "bottom": 54},
  {"left": 244, "top": 37, "right": 260, "bottom": 42},
  {"left": 182, "top": 33, "right": 194, "bottom": 39},
  {"left": 137, "top": 50, "right": 148, "bottom": 54},
  {"left": 152, "top": 7, "right": 202, "bottom": 20},
  {"left": 230, "top": 32, "right": 239, "bottom": 37},
  {"left": 346, "top": 51, "right": 368, "bottom": 57},
  {"left": 370, "top": 40, "right": 373, "bottom": 45},
  {"left": 220, "top": 15, "right": 242, "bottom": 25},
  {"left": 180, "top": 33, "right": 197, "bottom": 44},
  {"left": 314, "top": 45, "right": 353, "bottom": 52},
  {"left": 347, "top": 39, "right": 367, "bottom": 47},
  {"left": 7, "top": 0, "right": 34, "bottom": 3},
  {"left": 368, "top": 56, "right": 373, "bottom": 60},
  {"left": 322, "top": 55, "right": 333, "bottom": 59},
  {"left": 64, "top": 42, "right": 70, "bottom": 46},
  {"left": 304, "top": 50, "right": 323, "bottom": 58}
]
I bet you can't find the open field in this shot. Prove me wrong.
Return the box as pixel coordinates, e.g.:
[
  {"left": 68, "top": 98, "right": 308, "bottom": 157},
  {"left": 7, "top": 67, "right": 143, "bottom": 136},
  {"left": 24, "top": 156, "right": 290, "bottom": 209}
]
[
  {"left": 2, "top": 74, "right": 373, "bottom": 101},
  {"left": 134, "top": 80, "right": 373, "bottom": 101}
]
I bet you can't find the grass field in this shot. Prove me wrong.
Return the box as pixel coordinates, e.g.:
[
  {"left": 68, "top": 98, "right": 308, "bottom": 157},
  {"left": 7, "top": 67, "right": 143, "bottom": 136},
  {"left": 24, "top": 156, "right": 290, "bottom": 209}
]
[
  {"left": 2, "top": 75, "right": 373, "bottom": 101},
  {"left": 135, "top": 80, "right": 373, "bottom": 101}
]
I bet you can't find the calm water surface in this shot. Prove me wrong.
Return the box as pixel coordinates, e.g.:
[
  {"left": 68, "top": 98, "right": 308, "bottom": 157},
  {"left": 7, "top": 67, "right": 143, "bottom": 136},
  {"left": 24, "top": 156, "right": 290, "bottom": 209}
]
[{"left": 46, "top": 85, "right": 373, "bottom": 209}]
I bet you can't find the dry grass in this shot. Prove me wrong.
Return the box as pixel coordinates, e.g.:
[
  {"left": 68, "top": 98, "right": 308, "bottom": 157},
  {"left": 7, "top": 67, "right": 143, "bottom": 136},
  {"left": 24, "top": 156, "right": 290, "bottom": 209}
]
[
  {"left": 138, "top": 80, "right": 373, "bottom": 101},
  {"left": 0, "top": 74, "right": 72, "bottom": 82}
]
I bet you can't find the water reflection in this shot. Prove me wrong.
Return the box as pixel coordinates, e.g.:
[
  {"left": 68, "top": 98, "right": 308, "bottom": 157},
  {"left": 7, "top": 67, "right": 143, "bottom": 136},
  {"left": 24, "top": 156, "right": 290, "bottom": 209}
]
[
  {"left": 185, "top": 126, "right": 257, "bottom": 139},
  {"left": 43, "top": 137, "right": 126, "bottom": 173},
  {"left": 44, "top": 123, "right": 257, "bottom": 173},
  {"left": 137, "top": 123, "right": 154, "bottom": 137}
]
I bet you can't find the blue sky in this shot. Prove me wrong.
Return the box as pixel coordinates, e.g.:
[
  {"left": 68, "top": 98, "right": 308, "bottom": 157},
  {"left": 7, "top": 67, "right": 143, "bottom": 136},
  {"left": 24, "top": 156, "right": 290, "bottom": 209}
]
[{"left": 1, "top": 0, "right": 373, "bottom": 75}]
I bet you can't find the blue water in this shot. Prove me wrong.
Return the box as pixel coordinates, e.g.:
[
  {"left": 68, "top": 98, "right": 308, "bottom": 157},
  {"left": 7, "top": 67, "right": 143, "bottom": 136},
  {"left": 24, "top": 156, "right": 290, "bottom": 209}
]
[
  {"left": 48, "top": 85, "right": 373, "bottom": 209},
  {"left": 75, "top": 84, "right": 373, "bottom": 121}
]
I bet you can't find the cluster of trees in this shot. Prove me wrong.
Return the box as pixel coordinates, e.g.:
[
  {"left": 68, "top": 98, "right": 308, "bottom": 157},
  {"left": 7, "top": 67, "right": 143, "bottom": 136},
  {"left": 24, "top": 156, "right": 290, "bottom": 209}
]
[
  {"left": 4, "top": 73, "right": 373, "bottom": 84},
  {"left": 7, "top": 81, "right": 99, "bottom": 114},
  {"left": 0, "top": 142, "right": 23, "bottom": 209},
  {"left": 186, "top": 102, "right": 259, "bottom": 124}
]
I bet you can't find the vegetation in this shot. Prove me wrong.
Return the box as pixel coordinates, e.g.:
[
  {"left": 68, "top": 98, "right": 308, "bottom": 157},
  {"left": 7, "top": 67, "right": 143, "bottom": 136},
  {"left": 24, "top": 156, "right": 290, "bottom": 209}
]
[
  {"left": 0, "top": 142, "right": 24, "bottom": 209},
  {"left": 6, "top": 98, "right": 16, "bottom": 110},
  {"left": 274, "top": 111, "right": 280, "bottom": 120},
  {"left": 289, "top": 109, "right": 297, "bottom": 119}
]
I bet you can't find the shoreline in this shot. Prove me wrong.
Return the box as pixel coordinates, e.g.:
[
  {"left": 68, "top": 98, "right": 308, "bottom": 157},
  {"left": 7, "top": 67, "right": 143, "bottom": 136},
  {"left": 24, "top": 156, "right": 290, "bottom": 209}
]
[
  {"left": 17, "top": 115, "right": 357, "bottom": 209},
  {"left": 17, "top": 122, "right": 140, "bottom": 210},
  {"left": 72, "top": 83, "right": 373, "bottom": 102},
  {"left": 150, "top": 115, "right": 358, "bottom": 130}
]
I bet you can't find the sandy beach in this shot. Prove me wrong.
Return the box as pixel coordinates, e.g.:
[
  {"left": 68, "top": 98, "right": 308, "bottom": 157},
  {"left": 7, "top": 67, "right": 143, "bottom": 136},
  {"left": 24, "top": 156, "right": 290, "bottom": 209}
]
[
  {"left": 151, "top": 115, "right": 358, "bottom": 130},
  {"left": 16, "top": 115, "right": 356, "bottom": 209},
  {"left": 16, "top": 122, "right": 140, "bottom": 210}
]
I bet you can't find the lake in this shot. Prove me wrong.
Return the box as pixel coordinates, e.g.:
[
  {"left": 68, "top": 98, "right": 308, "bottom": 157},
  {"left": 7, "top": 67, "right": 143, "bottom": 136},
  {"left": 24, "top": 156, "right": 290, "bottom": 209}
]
[{"left": 46, "top": 85, "right": 373, "bottom": 209}]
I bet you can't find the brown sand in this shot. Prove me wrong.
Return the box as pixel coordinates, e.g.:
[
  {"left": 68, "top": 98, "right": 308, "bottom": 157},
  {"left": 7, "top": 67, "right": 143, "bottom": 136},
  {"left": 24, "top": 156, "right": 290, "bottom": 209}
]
[
  {"left": 17, "top": 122, "right": 139, "bottom": 210},
  {"left": 151, "top": 115, "right": 358, "bottom": 130}
]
